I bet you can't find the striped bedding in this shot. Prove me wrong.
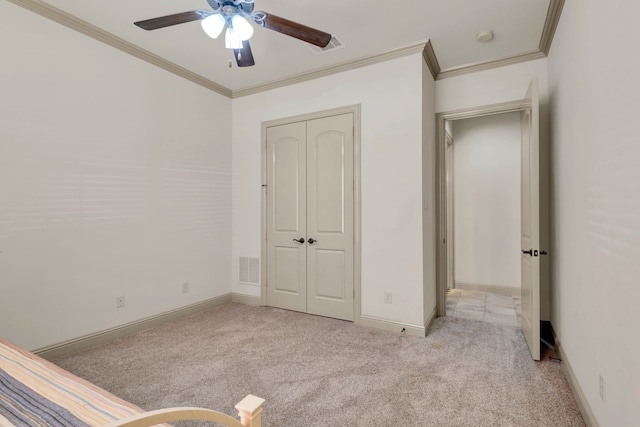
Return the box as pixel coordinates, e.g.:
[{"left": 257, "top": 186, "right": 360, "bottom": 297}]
[{"left": 0, "top": 338, "right": 153, "bottom": 426}]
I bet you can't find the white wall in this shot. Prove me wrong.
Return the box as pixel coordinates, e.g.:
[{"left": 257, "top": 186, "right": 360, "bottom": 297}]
[
  {"left": 232, "top": 54, "right": 428, "bottom": 328},
  {"left": 436, "top": 58, "right": 549, "bottom": 113},
  {"left": 422, "top": 60, "right": 437, "bottom": 324},
  {"left": 452, "top": 113, "right": 521, "bottom": 290},
  {"left": 0, "top": 2, "right": 233, "bottom": 351},
  {"left": 547, "top": 1, "right": 640, "bottom": 425}
]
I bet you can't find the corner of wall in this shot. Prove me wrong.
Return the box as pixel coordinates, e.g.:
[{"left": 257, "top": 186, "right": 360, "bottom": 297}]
[{"left": 422, "top": 56, "right": 438, "bottom": 326}]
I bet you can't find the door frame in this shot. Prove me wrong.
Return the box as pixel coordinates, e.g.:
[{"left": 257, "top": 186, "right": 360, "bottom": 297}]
[
  {"left": 260, "top": 104, "right": 362, "bottom": 324},
  {"left": 435, "top": 100, "right": 530, "bottom": 317},
  {"left": 445, "top": 130, "right": 454, "bottom": 291}
]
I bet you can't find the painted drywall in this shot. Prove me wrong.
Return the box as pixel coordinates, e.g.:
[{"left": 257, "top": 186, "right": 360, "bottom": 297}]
[
  {"left": 232, "top": 54, "right": 428, "bottom": 328},
  {"left": 547, "top": 0, "right": 640, "bottom": 425},
  {"left": 435, "top": 58, "right": 549, "bottom": 113},
  {"left": 422, "top": 60, "right": 437, "bottom": 324},
  {"left": 451, "top": 113, "right": 521, "bottom": 290},
  {"left": 0, "top": 2, "right": 233, "bottom": 351}
]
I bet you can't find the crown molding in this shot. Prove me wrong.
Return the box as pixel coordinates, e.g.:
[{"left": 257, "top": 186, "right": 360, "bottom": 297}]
[
  {"left": 7, "top": 0, "right": 232, "bottom": 98},
  {"left": 435, "top": 0, "right": 563, "bottom": 80},
  {"left": 10, "top": 0, "right": 564, "bottom": 97},
  {"left": 231, "top": 41, "right": 428, "bottom": 98},
  {"left": 11, "top": 0, "right": 425, "bottom": 99},
  {"left": 422, "top": 40, "right": 441, "bottom": 80},
  {"left": 436, "top": 50, "right": 546, "bottom": 80},
  {"left": 539, "top": 0, "right": 565, "bottom": 55}
]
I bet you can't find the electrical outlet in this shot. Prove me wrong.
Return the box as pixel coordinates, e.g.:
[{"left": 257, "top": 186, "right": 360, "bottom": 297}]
[
  {"left": 599, "top": 374, "right": 606, "bottom": 401},
  {"left": 116, "top": 296, "right": 125, "bottom": 309},
  {"left": 182, "top": 282, "right": 189, "bottom": 293},
  {"left": 384, "top": 292, "right": 392, "bottom": 304}
]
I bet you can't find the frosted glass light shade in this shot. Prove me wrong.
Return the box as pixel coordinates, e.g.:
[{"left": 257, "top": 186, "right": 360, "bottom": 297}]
[
  {"left": 225, "top": 27, "right": 243, "bottom": 49},
  {"left": 201, "top": 14, "right": 225, "bottom": 39},
  {"left": 231, "top": 15, "right": 254, "bottom": 41}
]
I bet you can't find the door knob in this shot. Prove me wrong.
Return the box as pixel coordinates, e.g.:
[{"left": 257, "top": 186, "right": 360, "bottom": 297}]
[
  {"left": 293, "top": 238, "right": 305, "bottom": 244},
  {"left": 522, "top": 249, "right": 533, "bottom": 256},
  {"left": 308, "top": 238, "right": 316, "bottom": 244}
]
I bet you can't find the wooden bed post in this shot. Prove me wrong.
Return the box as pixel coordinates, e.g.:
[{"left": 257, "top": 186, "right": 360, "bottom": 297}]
[{"left": 235, "top": 394, "right": 266, "bottom": 427}]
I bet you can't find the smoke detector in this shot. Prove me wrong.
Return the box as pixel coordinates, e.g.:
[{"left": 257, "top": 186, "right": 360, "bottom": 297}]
[{"left": 476, "top": 30, "right": 494, "bottom": 42}]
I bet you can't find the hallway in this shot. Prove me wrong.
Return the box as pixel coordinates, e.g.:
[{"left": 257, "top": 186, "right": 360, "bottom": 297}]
[{"left": 446, "top": 289, "right": 521, "bottom": 327}]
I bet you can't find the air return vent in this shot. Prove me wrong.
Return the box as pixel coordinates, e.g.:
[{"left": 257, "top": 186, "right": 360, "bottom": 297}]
[
  {"left": 308, "top": 35, "right": 345, "bottom": 54},
  {"left": 239, "top": 257, "right": 260, "bottom": 284}
]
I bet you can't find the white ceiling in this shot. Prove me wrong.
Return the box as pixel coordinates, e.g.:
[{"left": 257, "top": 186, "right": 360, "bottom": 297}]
[{"left": 33, "top": 0, "right": 551, "bottom": 92}]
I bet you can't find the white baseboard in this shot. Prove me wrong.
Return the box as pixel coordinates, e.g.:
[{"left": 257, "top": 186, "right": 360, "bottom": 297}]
[
  {"left": 233, "top": 294, "right": 427, "bottom": 338},
  {"left": 231, "top": 293, "right": 262, "bottom": 306},
  {"left": 455, "top": 281, "right": 520, "bottom": 296},
  {"left": 554, "top": 332, "right": 599, "bottom": 427},
  {"left": 424, "top": 306, "right": 437, "bottom": 335},
  {"left": 34, "top": 294, "right": 232, "bottom": 360},
  {"left": 358, "top": 315, "right": 426, "bottom": 337}
]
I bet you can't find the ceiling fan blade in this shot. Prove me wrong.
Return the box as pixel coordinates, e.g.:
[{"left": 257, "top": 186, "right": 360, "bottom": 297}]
[
  {"left": 233, "top": 40, "right": 255, "bottom": 67},
  {"left": 134, "top": 10, "right": 212, "bottom": 31},
  {"left": 257, "top": 13, "right": 331, "bottom": 48}
]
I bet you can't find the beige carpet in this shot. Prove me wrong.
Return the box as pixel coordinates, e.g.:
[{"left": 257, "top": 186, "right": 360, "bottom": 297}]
[{"left": 54, "top": 303, "right": 584, "bottom": 426}]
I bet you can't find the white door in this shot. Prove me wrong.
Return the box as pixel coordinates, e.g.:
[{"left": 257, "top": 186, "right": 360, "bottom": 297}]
[
  {"left": 306, "top": 114, "right": 354, "bottom": 321},
  {"left": 266, "top": 121, "right": 307, "bottom": 313},
  {"left": 266, "top": 113, "right": 354, "bottom": 321},
  {"left": 520, "top": 77, "right": 541, "bottom": 360}
]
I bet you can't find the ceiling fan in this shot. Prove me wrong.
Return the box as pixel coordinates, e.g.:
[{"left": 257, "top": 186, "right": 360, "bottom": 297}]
[{"left": 134, "top": 0, "right": 332, "bottom": 67}]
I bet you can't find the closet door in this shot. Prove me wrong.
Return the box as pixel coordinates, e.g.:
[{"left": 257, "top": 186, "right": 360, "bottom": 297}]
[
  {"left": 265, "top": 113, "right": 354, "bottom": 321},
  {"left": 306, "top": 114, "right": 354, "bottom": 321},
  {"left": 266, "top": 121, "right": 307, "bottom": 313}
]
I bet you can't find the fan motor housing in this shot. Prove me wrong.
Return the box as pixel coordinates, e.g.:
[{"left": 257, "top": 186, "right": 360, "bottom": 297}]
[{"left": 209, "top": 0, "right": 255, "bottom": 15}]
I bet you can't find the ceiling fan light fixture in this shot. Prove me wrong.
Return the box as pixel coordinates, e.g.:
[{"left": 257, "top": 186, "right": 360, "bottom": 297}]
[
  {"left": 225, "top": 27, "right": 244, "bottom": 49},
  {"left": 201, "top": 14, "right": 225, "bottom": 39},
  {"left": 135, "top": 0, "right": 332, "bottom": 67},
  {"left": 231, "top": 15, "right": 254, "bottom": 41}
]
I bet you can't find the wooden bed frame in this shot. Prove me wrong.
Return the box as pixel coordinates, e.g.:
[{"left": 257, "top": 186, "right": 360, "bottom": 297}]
[
  {"left": 105, "top": 395, "right": 265, "bottom": 427},
  {"left": 0, "top": 337, "right": 265, "bottom": 427}
]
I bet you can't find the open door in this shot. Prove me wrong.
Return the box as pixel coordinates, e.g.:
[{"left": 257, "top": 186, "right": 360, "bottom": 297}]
[{"left": 520, "top": 77, "right": 541, "bottom": 360}]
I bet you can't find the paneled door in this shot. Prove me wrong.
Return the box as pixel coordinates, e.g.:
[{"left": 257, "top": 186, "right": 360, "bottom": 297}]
[
  {"left": 266, "top": 121, "right": 307, "bottom": 313},
  {"left": 520, "top": 77, "right": 541, "bottom": 361},
  {"left": 266, "top": 113, "right": 354, "bottom": 321}
]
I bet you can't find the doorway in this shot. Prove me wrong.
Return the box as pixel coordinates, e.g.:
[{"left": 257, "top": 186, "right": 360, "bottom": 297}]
[
  {"left": 444, "top": 112, "right": 523, "bottom": 326},
  {"left": 448, "top": 113, "right": 523, "bottom": 292},
  {"left": 436, "top": 77, "right": 542, "bottom": 360},
  {"left": 261, "top": 106, "right": 361, "bottom": 322}
]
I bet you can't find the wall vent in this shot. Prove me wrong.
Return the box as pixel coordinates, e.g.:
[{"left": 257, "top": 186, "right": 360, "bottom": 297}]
[
  {"left": 308, "top": 35, "right": 345, "bottom": 54},
  {"left": 239, "top": 257, "right": 260, "bottom": 284}
]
